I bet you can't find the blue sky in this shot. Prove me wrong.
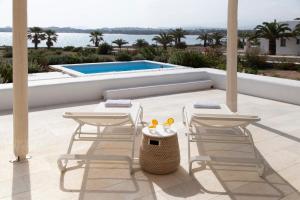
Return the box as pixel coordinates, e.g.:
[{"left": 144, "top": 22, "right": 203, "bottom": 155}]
[{"left": 0, "top": 0, "right": 299, "bottom": 29}]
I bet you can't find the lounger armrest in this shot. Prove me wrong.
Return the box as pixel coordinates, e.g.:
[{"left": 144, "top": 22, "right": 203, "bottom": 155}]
[
  {"left": 190, "top": 114, "right": 260, "bottom": 128},
  {"left": 63, "top": 112, "right": 129, "bottom": 119},
  {"left": 192, "top": 114, "right": 260, "bottom": 122}
]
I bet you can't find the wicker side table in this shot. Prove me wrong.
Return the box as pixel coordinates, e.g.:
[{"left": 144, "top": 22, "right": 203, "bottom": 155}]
[{"left": 139, "top": 126, "right": 180, "bottom": 175}]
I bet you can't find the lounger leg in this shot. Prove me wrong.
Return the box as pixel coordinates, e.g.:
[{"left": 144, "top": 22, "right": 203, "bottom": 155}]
[
  {"left": 128, "top": 126, "right": 139, "bottom": 175},
  {"left": 187, "top": 131, "right": 192, "bottom": 175},
  {"left": 61, "top": 124, "right": 83, "bottom": 171},
  {"left": 131, "top": 134, "right": 136, "bottom": 161},
  {"left": 182, "top": 107, "right": 186, "bottom": 125},
  {"left": 67, "top": 124, "right": 82, "bottom": 154},
  {"left": 97, "top": 126, "right": 102, "bottom": 138},
  {"left": 245, "top": 128, "right": 265, "bottom": 177},
  {"left": 140, "top": 107, "right": 144, "bottom": 123},
  {"left": 57, "top": 157, "right": 65, "bottom": 172}
]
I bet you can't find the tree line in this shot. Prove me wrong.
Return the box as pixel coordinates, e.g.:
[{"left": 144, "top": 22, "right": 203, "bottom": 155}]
[
  {"left": 26, "top": 27, "right": 227, "bottom": 50},
  {"left": 27, "top": 20, "right": 300, "bottom": 55}
]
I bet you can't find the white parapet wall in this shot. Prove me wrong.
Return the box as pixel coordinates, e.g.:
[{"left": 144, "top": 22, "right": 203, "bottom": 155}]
[
  {"left": 104, "top": 80, "right": 213, "bottom": 99},
  {"left": 0, "top": 68, "right": 209, "bottom": 111},
  {"left": 205, "top": 68, "right": 300, "bottom": 105}
]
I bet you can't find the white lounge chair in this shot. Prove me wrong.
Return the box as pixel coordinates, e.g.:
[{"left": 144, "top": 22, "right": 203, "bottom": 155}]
[
  {"left": 57, "top": 101, "right": 143, "bottom": 174},
  {"left": 182, "top": 103, "right": 265, "bottom": 176}
]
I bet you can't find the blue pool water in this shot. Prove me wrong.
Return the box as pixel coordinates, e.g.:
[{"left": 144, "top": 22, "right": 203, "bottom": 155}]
[{"left": 64, "top": 61, "right": 174, "bottom": 74}]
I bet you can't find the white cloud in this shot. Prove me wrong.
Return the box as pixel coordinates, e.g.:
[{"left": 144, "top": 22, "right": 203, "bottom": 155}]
[{"left": 0, "top": 0, "right": 299, "bottom": 28}]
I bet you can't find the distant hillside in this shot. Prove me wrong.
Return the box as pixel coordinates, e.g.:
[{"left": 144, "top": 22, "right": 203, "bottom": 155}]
[{"left": 0, "top": 27, "right": 229, "bottom": 35}]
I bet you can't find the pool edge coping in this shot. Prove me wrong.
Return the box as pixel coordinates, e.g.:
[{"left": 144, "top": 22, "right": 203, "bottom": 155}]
[{"left": 50, "top": 60, "right": 186, "bottom": 77}]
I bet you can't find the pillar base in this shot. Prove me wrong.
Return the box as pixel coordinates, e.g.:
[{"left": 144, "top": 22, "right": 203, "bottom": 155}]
[{"left": 9, "top": 155, "right": 31, "bottom": 163}]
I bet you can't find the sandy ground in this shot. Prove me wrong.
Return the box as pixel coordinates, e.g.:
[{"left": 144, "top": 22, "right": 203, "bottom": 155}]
[{"left": 259, "top": 69, "right": 300, "bottom": 80}]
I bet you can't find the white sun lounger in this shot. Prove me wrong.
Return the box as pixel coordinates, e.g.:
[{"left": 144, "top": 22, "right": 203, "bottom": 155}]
[
  {"left": 182, "top": 103, "right": 265, "bottom": 176},
  {"left": 57, "top": 102, "right": 143, "bottom": 174}
]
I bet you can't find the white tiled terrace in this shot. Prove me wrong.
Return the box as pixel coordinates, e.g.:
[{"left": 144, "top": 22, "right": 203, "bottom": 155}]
[{"left": 1, "top": 89, "right": 300, "bottom": 200}]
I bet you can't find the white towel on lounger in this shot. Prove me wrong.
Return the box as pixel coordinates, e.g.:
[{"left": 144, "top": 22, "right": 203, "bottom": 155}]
[
  {"left": 193, "top": 101, "right": 221, "bottom": 109},
  {"left": 105, "top": 99, "right": 132, "bottom": 107}
]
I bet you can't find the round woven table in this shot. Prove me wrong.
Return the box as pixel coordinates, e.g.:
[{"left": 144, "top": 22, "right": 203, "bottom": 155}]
[{"left": 139, "top": 126, "right": 180, "bottom": 175}]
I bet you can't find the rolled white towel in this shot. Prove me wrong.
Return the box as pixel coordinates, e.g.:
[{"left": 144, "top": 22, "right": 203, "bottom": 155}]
[
  {"left": 193, "top": 101, "right": 221, "bottom": 109},
  {"left": 105, "top": 99, "right": 132, "bottom": 107}
]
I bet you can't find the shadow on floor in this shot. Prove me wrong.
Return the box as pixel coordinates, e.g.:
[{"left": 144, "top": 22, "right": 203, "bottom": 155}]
[
  {"left": 253, "top": 122, "right": 300, "bottom": 143},
  {"left": 191, "top": 128, "right": 300, "bottom": 200},
  {"left": 149, "top": 166, "right": 203, "bottom": 198},
  {"left": 12, "top": 160, "right": 32, "bottom": 200},
  {"left": 59, "top": 126, "right": 158, "bottom": 200}
]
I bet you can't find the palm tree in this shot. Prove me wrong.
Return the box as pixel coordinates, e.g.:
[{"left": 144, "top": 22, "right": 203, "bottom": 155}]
[
  {"left": 170, "top": 28, "right": 187, "bottom": 45},
  {"left": 238, "top": 31, "right": 252, "bottom": 47},
  {"left": 210, "top": 32, "right": 225, "bottom": 46},
  {"left": 134, "top": 39, "right": 149, "bottom": 48},
  {"left": 89, "top": 31, "right": 103, "bottom": 47},
  {"left": 253, "top": 20, "right": 291, "bottom": 55},
  {"left": 152, "top": 33, "right": 173, "bottom": 50},
  {"left": 44, "top": 29, "right": 58, "bottom": 49},
  {"left": 112, "top": 39, "right": 128, "bottom": 50},
  {"left": 294, "top": 24, "right": 300, "bottom": 36},
  {"left": 27, "top": 27, "right": 45, "bottom": 49},
  {"left": 197, "top": 33, "right": 212, "bottom": 47}
]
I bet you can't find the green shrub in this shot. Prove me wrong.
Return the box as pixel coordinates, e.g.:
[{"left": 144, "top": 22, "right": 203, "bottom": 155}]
[
  {"left": 115, "top": 52, "right": 132, "bottom": 61},
  {"left": 242, "top": 48, "right": 267, "bottom": 69},
  {"left": 72, "top": 47, "right": 83, "bottom": 52},
  {"left": 28, "top": 60, "right": 43, "bottom": 73},
  {"left": 154, "top": 51, "right": 169, "bottom": 63},
  {"left": 98, "top": 43, "right": 113, "bottom": 55},
  {"left": 63, "top": 46, "right": 75, "bottom": 51},
  {"left": 81, "top": 55, "right": 114, "bottom": 63},
  {"left": 215, "top": 63, "right": 226, "bottom": 70},
  {"left": 81, "top": 54, "right": 100, "bottom": 63},
  {"left": 205, "top": 47, "right": 223, "bottom": 58},
  {"left": 244, "top": 67, "right": 258, "bottom": 74},
  {"left": 47, "top": 55, "right": 82, "bottom": 65},
  {"left": 28, "top": 50, "right": 48, "bottom": 67},
  {"left": 46, "top": 54, "right": 113, "bottom": 65},
  {"left": 54, "top": 50, "right": 63, "bottom": 55},
  {"left": 139, "top": 47, "right": 157, "bottom": 60},
  {"left": 97, "top": 57, "right": 114, "bottom": 62},
  {"left": 78, "top": 48, "right": 97, "bottom": 56},
  {"left": 168, "top": 51, "right": 209, "bottom": 68},
  {"left": 48, "top": 47, "right": 61, "bottom": 52},
  {"left": 132, "top": 54, "right": 146, "bottom": 60},
  {"left": 0, "top": 61, "right": 13, "bottom": 83},
  {"left": 3, "top": 48, "right": 12, "bottom": 58},
  {"left": 174, "top": 42, "right": 187, "bottom": 49}
]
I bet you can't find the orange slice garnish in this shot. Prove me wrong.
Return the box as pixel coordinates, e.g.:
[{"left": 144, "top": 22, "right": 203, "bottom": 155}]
[
  {"left": 152, "top": 119, "right": 158, "bottom": 126},
  {"left": 163, "top": 118, "right": 174, "bottom": 126},
  {"left": 167, "top": 118, "right": 174, "bottom": 125}
]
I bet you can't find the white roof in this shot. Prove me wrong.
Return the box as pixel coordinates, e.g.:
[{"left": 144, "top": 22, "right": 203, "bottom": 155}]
[{"left": 279, "top": 20, "right": 300, "bottom": 30}]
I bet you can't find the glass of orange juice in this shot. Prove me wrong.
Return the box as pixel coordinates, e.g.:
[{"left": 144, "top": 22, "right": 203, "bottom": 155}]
[
  {"left": 149, "top": 119, "right": 158, "bottom": 132},
  {"left": 163, "top": 118, "right": 174, "bottom": 130}
]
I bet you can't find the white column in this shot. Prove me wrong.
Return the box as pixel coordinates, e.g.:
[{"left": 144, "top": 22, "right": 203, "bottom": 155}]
[
  {"left": 13, "top": 0, "right": 29, "bottom": 160},
  {"left": 226, "top": 0, "right": 238, "bottom": 112}
]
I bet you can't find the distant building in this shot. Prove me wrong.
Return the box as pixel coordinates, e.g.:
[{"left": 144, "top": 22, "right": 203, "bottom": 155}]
[{"left": 260, "top": 20, "right": 300, "bottom": 56}]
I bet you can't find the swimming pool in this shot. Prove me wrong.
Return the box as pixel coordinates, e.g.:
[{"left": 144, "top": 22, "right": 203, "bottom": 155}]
[{"left": 53, "top": 61, "right": 177, "bottom": 76}]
